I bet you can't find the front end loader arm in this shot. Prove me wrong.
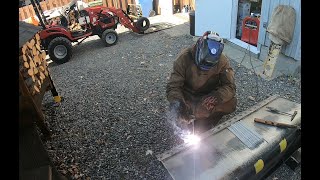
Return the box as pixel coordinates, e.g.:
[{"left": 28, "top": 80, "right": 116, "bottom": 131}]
[{"left": 104, "top": 7, "right": 141, "bottom": 33}]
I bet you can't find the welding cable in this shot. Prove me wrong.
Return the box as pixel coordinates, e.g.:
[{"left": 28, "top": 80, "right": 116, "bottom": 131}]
[
  {"left": 234, "top": 43, "right": 250, "bottom": 73},
  {"left": 234, "top": 21, "right": 252, "bottom": 73},
  {"left": 234, "top": 20, "right": 260, "bottom": 98},
  {"left": 248, "top": 26, "right": 260, "bottom": 98}
]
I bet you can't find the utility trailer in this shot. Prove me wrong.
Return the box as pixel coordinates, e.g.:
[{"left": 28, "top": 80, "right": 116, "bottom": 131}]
[{"left": 157, "top": 95, "right": 301, "bottom": 180}]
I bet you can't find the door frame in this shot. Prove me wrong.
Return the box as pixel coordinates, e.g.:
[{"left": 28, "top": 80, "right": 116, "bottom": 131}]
[
  {"left": 195, "top": 0, "right": 233, "bottom": 38},
  {"left": 228, "top": 0, "right": 261, "bottom": 55}
]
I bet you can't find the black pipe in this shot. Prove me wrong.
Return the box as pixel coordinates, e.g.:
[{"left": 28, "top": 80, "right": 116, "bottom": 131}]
[
  {"left": 48, "top": 74, "right": 59, "bottom": 97},
  {"left": 30, "top": 0, "right": 46, "bottom": 29},
  {"left": 35, "top": 0, "right": 49, "bottom": 25}
]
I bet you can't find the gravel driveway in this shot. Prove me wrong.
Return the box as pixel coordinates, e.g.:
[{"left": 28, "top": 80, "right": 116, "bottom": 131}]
[{"left": 42, "top": 15, "right": 301, "bottom": 180}]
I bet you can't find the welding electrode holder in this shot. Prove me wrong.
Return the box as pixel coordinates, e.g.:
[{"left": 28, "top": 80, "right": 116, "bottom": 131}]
[{"left": 187, "top": 115, "right": 196, "bottom": 124}]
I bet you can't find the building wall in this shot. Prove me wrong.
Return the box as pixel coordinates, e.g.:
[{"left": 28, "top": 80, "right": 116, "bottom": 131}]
[{"left": 258, "top": 0, "right": 301, "bottom": 61}]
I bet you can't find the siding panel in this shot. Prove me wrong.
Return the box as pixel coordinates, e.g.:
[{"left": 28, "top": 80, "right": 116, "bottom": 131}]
[{"left": 260, "top": 0, "right": 301, "bottom": 60}]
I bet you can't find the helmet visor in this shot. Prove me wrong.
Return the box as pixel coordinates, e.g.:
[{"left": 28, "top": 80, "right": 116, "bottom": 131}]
[{"left": 197, "top": 38, "right": 224, "bottom": 70}]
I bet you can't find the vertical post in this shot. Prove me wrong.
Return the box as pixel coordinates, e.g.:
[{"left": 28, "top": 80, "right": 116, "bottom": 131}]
[
  {"left": 47, "top": 74, "right": 62, "bottom": 103},
  {"left": 36, "top": 0, "right": 49, "bottom": 25},
  {"left": 262, "top": 41, "right": 282, "bottom": 78},
  {"left": 30, "top": 0, "right": 46, "bottom": 29}
]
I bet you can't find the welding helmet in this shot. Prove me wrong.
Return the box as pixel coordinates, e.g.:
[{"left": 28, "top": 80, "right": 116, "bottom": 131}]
[{"left": 195, "top": 31, "right": 224, "bottom": 71}]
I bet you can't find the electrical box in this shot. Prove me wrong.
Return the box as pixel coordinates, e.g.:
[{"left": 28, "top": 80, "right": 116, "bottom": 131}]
[{"left": 241, "top": 16, "right": 260, "bottom": 46}]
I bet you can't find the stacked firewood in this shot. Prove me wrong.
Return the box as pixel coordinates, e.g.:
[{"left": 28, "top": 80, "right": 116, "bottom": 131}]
[
  {"left": 19, "top": 33, "right": 50, "bottom": 96},
  {"left": 68, "top": 10, "right": 82, "bottom": 32}
]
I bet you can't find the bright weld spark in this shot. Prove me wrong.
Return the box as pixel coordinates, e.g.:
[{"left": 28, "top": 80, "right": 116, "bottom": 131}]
[{"left": 182, "top": 134, "right": 200, "bottom": 145}]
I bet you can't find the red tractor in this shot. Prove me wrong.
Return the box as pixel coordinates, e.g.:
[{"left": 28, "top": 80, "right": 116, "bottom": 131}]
[{"left": 30, "top": 0, "right": 150, "bottom": 64}]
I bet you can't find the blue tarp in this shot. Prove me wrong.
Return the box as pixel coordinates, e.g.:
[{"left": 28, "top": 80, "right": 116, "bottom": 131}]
[{"left": 138, "top": 0, "right": 153, "bottom": 17}]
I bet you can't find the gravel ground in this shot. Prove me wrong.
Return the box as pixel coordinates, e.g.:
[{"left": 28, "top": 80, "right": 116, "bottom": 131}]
[{"left": 41, "top": 21, "right": 301, "bottom": 180}]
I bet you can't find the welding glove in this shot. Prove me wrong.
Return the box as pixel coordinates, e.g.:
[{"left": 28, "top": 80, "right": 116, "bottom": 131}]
[
  {"left": 201, "top": 95, "right": 218, "bottom": 112},
  {"left": 169, "top": 100, "right": 192, "bottom": 123},
  {"left": 193, "top": 95, "right": 218, "bottom": 120}
]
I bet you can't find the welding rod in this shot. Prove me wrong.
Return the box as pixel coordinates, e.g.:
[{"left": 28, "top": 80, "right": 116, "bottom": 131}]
[{"left": 254, "top": 118, "right": 299, "bottom": 128}]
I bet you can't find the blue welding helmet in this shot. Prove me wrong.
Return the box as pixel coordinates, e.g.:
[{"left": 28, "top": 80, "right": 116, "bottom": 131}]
[{"left": 195, "top": 31, "right": 224, "bottom": 71}]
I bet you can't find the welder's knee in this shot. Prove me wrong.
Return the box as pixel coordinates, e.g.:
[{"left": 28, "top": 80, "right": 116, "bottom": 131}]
[{"left": 215, "top": 97, "right": 237, "bottom": 114}]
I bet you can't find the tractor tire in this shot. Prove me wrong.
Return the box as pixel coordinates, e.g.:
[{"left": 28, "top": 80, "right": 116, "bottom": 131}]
[
  {"left": 48, "top": 37, "right": 72, "bottom": 64},
  {"left": 135, "top": 17, "right": 150, "bottom": 32},
  {"left": 101, "top": 29, "right": 118, "bottom": 47}
]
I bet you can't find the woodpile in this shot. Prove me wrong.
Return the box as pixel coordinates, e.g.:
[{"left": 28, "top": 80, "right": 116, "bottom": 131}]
[
  {"left": 19, "top": 33, "right": 49, "bottom": 96},
  {"left": 68, "top": 10, "right": 82, "bottom": 32}
]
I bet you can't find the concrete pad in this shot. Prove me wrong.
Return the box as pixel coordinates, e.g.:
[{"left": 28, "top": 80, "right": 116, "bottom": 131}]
[{"left": 224, "top": 43, "right": 264, "bottom": 70}]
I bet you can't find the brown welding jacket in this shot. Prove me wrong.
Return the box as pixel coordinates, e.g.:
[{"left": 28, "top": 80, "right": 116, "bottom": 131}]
[{"left": 166, "top": 47, "right": 237, "bottom": 121}]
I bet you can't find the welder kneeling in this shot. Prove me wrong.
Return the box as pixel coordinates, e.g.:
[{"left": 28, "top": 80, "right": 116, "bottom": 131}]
[{"left": 166, "top": 31, "right": 237, "bottom": 133}]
